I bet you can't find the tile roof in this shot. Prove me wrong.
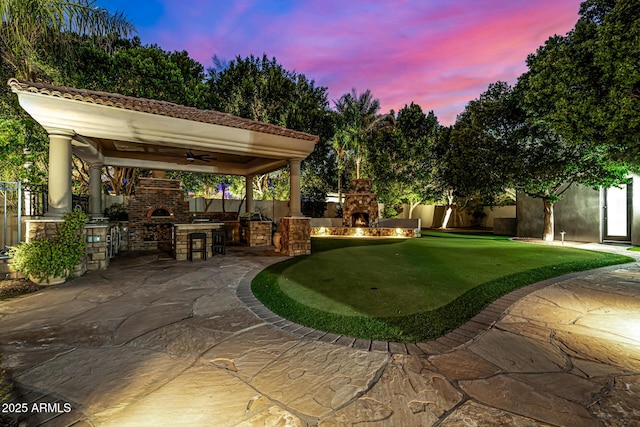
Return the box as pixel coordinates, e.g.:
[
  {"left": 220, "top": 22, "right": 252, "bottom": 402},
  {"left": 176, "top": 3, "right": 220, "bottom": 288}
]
[{"left": 8, "top": 78, "right": 319, "bottom": 142}]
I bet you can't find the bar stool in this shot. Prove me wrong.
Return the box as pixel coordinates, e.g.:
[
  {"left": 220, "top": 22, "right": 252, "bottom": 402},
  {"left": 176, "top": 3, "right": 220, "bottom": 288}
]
[
  {"left": 189, "top": 232, "right": 207, "bottom": 261},
  {"left": 212, "top": 228, "right": 226, "bottom": 255}
]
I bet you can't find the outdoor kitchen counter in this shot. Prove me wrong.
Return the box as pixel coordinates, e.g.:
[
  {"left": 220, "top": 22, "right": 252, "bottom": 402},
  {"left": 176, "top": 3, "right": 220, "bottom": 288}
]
[
  {"left": 243, "top": 220, "right": 273, "bottom": 247},
  {"left": 173, "top": 223, "right": 224, "bottom": 261}
]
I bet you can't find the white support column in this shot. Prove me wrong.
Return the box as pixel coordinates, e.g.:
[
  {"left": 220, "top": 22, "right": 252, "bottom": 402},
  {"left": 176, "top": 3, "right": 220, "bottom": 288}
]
[
  {"left": 89, "top": 163, "right": 103, "bottom": 218},
  {"left": 46, "top": 131, "right": 74, "bottom": 217},
  {"left": 289, "top": 159, "right": 302, "bottom": 217},
  {"left": 245, "top": 175, "right": 254, "bottom": 214}
]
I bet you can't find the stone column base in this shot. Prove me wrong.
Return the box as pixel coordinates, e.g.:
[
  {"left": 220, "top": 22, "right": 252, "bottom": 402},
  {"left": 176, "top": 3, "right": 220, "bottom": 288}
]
[
  {"left": 85, "top": 224, "right": 110, "bottom": 271},
  {"left": 248, "top": 221, "right": 272, "bottom": 246},
  {"left": 280, "top": 217, "right": 311, "bottom": 256}
]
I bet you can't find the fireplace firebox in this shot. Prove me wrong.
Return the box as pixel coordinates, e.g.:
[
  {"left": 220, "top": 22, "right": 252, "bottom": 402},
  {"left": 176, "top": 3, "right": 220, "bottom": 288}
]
[{"left": 352, "top": 213, "right": 370, "bottom": 227}]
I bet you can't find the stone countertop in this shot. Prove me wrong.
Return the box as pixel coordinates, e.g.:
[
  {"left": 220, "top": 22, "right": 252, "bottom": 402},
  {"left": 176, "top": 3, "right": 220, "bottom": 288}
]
[
  {"left": 85, "top": 224, "right": 110, "bottom": 229},
  {"left": 173, "top": 222, "right": 224, "bottom": 230}
]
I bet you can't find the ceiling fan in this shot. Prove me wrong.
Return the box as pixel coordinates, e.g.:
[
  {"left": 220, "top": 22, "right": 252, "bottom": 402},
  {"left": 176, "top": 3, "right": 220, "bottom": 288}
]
[{"left": 186, "top": 151, "right": 214, "bottom": 162}]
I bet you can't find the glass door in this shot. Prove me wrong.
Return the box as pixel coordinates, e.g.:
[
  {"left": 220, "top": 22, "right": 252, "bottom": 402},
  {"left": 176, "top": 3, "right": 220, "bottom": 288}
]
[{"left": 603, "top": 183, "right": 632, "bottom": 241}]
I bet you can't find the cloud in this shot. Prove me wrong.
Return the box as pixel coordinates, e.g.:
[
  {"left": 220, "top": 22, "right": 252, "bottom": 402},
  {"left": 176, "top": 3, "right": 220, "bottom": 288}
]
[{"left": 131, "top": 0, "right": 582, "bottom": 124}]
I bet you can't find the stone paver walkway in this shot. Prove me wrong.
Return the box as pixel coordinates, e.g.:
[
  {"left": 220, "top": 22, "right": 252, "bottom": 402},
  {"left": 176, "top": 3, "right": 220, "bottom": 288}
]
[{"left": 1, "top": 243, "right": 639, "bottom": 426}]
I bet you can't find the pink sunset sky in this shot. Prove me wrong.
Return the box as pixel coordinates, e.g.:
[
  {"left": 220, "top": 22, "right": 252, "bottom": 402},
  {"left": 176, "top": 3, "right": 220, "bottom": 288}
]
[{"left": 96, "top": 0, "right": 583, "bottom": 125}]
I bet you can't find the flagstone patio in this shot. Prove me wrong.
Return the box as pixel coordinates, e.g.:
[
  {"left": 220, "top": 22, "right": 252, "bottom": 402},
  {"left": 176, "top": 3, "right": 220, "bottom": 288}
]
[{"left": 1, "top": 244, "right": 639, "bottom": 426}]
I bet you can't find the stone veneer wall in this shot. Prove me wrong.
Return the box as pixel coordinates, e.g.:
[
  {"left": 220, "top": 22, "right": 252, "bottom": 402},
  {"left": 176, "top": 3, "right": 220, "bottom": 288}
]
[
  {"left": 343, "top": 179, "right": 379, "bottom": 227},
  {"left": 0, "top": 259, "right": 20, "bottom": 279},
  {"left": 26, "top": 219, "right": 63, "bottom": 241},
  {"left": 248, "top": 221, "right": 272, "bottom": 246},
  {"left": 191, "top": 212, "right": 238, "bottom": 222},
  {"left": 85, "top": 225, "right": 110, "bottom": 271},
  {"left": 311, "top": 226, "right": 419, "bottom": 238},
  {"left": 351, "top": 179, "right": 373, "bottom": 193},
  {"left": 280, "top": 217, "right": 311, "bottom": 256},
  {"left": 127, "top": 178, "right": 189, "bottom": 251},
  {"left": 173, "top": 227, "right": 212, "bottom": 261}
]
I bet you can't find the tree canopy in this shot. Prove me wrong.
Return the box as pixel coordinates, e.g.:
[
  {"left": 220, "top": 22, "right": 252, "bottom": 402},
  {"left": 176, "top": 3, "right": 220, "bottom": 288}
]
[
  {"left": 0, "top": 1, "right": 135, "bottom": 188},
  {"left": 519, "top": 0, "right": 639, "bottom": 163},
  {"left": 333, "top": 89, "right": 387, "bottom": 180},
  {"left": 0, "top": 0, "right": 134, "bottom": 81},
  {"left": 368, "top": 103, "right": 440, "bottom": 217},
  {"left": 202, "top": 54, "right": 335, "bottom": 204},
  {"left": 456, "top": 81, "right": 629, "bottom": 240},
  {"left": 441, "top": 82, "right": 520, "bottom": 202}
]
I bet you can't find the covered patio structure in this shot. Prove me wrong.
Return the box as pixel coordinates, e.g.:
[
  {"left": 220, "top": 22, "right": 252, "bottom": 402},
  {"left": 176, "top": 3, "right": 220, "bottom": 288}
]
[{"left": 9, "top": 78, "right": 317, "bottom": 258}]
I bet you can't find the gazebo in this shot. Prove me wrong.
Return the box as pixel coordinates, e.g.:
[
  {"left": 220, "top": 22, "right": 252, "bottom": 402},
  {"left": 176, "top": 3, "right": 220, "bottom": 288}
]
[{"left": 9, "top": 78, "right": 317, "bottom": 258}]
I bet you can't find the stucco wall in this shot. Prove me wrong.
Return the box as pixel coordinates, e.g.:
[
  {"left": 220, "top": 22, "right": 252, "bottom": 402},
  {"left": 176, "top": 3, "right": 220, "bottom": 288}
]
[
  {"left": 396, "top": 204, "right": 438, "bottom": 227},
  {"left": 517, "top": 184, "right": 601, "bottom": 242},
  {"left": 396, "top": 204, "right": 515, "bottom": 228},
  {"left": 188, "top": 198, "right": 291, "bottom": 222},
  {"left": 483, "top": 206, "right": 517, "bottom": 228},
  {"left": 633, "top": 179, "right": 640, "bottom": 246}
]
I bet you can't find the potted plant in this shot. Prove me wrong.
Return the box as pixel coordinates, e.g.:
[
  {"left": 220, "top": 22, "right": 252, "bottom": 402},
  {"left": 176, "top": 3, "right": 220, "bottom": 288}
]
[{"left": 10, "top": 208, "right": 88, "bottom": 284}]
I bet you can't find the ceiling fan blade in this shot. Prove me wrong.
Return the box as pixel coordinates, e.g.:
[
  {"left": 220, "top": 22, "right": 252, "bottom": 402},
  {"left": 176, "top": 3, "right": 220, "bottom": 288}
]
[{"left": 185, "top": 151, "right": 215, "bottom": 162}]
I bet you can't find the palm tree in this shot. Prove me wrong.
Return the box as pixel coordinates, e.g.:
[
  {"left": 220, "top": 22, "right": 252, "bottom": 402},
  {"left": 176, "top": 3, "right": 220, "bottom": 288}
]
[
  {"left": 0, "top": 0, "right": 135, "bottom": 80},
  {"left": 334, "top": 89, "right": 391, "bottom": 179},
  {"left": 330, "top": 128, "right": 351, "bottom": 204}
]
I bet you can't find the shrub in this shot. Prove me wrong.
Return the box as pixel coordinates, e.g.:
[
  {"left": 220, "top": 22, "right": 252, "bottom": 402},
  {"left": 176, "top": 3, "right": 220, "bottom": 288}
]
[
  {"left": 10, "top": 208, "right": 87, "bottom": 284},
  {"left": 103, "top": 203, "right": 128, "bottom": 221},
  {"left": 301, "top": 182, "right": 328, "bottom": 218}
]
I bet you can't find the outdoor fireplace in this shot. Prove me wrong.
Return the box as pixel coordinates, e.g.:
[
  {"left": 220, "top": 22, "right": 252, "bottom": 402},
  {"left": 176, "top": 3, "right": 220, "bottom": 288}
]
[
  {"left": 352, "top": 212, "right": 370, "bottom": 227},
  {"left": 311, "top": 177, "right": 419, "bottom": 239},
  {"left": 343, "top": 179, "right": 378, "bottom": 227}
]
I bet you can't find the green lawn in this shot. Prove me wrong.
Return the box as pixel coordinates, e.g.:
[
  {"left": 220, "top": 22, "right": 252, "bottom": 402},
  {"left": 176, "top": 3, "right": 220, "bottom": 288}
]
[{"left": 252, "top": 232, "right": 633, "bottom": 342}]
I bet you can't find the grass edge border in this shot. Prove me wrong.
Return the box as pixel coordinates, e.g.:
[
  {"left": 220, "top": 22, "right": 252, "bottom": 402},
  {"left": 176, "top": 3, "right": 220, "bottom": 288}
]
[{"left": 251, "top": 252, "right": 634, "bottom": 343}]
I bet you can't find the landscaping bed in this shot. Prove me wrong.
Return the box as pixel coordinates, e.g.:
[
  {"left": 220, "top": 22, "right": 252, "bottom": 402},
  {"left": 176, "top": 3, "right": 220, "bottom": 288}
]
[
  {"left": 0, "top": 279, "right": 41, "bottom": 300},
  {"left": 252, "top": 232, "right": 633, "bottom": 342}
]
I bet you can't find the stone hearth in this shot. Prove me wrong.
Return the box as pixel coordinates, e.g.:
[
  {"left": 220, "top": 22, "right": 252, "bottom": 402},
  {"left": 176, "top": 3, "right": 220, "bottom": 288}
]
[{"left": 343, "top": 179, "right": 378, "bottom": 227}]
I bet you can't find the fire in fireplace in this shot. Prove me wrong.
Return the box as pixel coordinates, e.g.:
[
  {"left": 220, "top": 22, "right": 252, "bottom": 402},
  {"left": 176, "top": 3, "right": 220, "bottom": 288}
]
[{"left": 352, "top": 212, "right": 370, "bottom": 227}]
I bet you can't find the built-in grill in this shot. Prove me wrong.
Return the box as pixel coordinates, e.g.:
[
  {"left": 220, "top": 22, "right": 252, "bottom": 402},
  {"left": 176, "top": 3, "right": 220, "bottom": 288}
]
[{"left": 239, "top": 212, "right": 271, "bottom": 223}]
